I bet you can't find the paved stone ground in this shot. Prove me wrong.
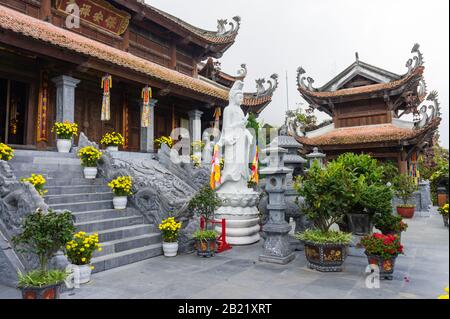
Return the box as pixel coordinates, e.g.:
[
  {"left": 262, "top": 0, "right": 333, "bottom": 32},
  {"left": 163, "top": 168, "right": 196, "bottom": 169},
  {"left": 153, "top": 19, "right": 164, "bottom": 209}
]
[{"left": 1, "top": 208, "right": 448, "bottom": 299}]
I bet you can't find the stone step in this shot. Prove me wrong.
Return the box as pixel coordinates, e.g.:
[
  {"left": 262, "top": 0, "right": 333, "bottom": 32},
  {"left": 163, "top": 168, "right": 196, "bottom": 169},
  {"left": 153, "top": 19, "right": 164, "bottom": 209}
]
[
  {"left": 11, "top": 162, "right": 82, "bottom": 171},
  {"left": 75, "top": 216, "right": 145, "bottom": 233},
  {"left": 13, "top": 170, "right": 84, "bottom": 179},
  {"left": 91, "top": 244, "right": 162, "bottom": 273},
  {"left": 45, "top": 178, "right": 106, "bottom": 187},
  {"left": 72, "top": 209, "right": 139, "bottom": 223},
  {"left": 49, "top": 200, "right": 113, "bottom": 212},
  {"left": 46, "top": 185, "right": 111, "bottom": 195},
  {"left": 45, "top": 192, "right": 113, "bottom": 205},
  {"left": 93, "top": 233, "right": 161, "bottom": 257},
  {"left": 11, "top": 150, "right": 77, "bottom": 159},
  {"left": 95, "top": 224, "right": 155, "bottom": 242}
]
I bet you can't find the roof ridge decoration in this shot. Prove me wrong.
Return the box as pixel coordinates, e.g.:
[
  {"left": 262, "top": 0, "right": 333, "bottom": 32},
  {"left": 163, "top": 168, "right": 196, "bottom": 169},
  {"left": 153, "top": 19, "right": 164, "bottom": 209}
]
[
  {"left": 405, "top": 43, "right": 424, "bottom": 75},
  {"left": 235, "top": 63, "right": 248, "bottom": 80},
  {"left": 296, "top": 67, "right": 316, "bottom": 91},
  {"left": 217, "top": 16, "right": 241, "bottom": 36},
  {"left": 415, "top": 90, "right": 441, "bottom": 129},
  {"left": 254, "top": 74, "right": 279, "bottom": 97}
]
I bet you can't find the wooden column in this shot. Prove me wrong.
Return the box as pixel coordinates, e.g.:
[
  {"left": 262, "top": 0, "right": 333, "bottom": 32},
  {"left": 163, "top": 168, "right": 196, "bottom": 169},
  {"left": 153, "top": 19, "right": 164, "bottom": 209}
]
[
  {"left": 122, "top": 92, "right": 129, "bottom": 150},
  {"left": 36, "top": 71, "right": 49, "bottom": 150},
  {"left": 40, "top": 0, "right": 52, "bottom": 22},
  {"left": 122, "top": 28, "right": 130, "bottom": 52},
  {"left": 170, "top": 41, "right": 177, "bottom": 70}
]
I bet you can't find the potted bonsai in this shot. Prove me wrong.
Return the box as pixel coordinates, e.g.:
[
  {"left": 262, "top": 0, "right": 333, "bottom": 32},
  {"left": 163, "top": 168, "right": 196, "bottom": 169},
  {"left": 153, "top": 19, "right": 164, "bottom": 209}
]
[
  {"left": 188, "top": 186, "right": 222, "bottom": 258},
  {"left": 394, "top": 174, "right": 418, "bottom": 218},
  {"left": 21, "top": 173, "right": 48, "bottom": 197},
  {"left": 51, "top": 121, "right": 78, "bottom": 153},
  {"left": 374, "top": 212, "right": 408, "bottom": 238},
  {"left": 12, "top": 209, "right": 75, "bottom": 299},
  {"left": 159, "top": 217, "right": 182, "bottom": 257},
  {"left": 65, "top": 231, "right": 102, "bottom": 284},
  {"left": 101, "top": 132, "right": 124, "bottom": 152},
  {"left": 294, "top": 161, "right": 353, "bottom": 272},
  {"left": 77, "top": 146, "right": 102, "bottom": 179},
  {"left": 0, "top": 142, "right": 14, "bottom": 161},
  {"left": 438, "top": 203, "right": 449, "bottom": 228},
  {"left": 108, "top": 176, "right": 133, "bottom": 209},
  {"left": 361, "top": 233, "right": 404, "bottom": 280}
]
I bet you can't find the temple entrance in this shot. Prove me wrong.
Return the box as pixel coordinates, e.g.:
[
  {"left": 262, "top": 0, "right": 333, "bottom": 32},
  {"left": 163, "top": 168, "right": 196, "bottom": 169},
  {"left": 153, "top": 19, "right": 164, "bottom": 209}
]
[{"left": 0, "top": 78, "right": 29, "bottom": 145}]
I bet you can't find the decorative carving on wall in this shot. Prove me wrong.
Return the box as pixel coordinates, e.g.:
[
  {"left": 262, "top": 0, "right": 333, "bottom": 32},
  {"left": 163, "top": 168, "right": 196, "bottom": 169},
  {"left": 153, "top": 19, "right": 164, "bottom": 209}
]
[
  {"left": 217, "top": 16, "right": 241, "bottom": 36},
  {"left": 296, "top": 67, "right": 316, "bottom": 91}
]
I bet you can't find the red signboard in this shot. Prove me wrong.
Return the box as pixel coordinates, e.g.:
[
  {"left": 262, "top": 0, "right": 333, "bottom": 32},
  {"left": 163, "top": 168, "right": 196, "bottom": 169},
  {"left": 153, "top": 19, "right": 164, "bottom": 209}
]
[{"left": 57, "top": 0, "right": 130, "bottom": 35}]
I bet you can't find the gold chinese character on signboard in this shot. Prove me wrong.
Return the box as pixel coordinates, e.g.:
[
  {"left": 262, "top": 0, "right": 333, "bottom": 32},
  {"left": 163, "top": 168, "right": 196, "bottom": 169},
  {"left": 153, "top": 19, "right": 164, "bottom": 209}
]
[
  {"left": 80, "top": 4, "right": 92, "bottom": 18},
  {"left": 105, "top": 16, "right": 117, "bottom": 29},
  {"left": 93, "top": 11, "right": 104, "bottom": 23}
]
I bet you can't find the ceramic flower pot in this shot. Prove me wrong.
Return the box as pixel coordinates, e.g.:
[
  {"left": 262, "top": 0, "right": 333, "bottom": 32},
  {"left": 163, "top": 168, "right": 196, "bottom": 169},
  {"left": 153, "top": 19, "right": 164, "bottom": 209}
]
[
  {"left": 365, "top": 252, "right": 398, "bottom": 280},
  {"left": 346, "top": 213, "right": 374, "bottom": 236},
  {"left": 20, "top": 282, "right": 63, "bottom": 299},
  {"left": 106, "top": 145, "right": 119, "bottom": 152},
  {"left": 83, "top": 167, "right": 98, "bottom": 179},
  {"left": 56, "top": 139, "right": 72, "bottom": 153},
  {"left": 71, "top": 264, "right": 92, "bottom": 284},
  {"left": 194, "top": 239, "right": 216, "bottom": 258},
  {"left": 396, "top": 206, "right": 415, "bottom": 219},
  {"left": 304, "top": 241, "right": 349, "bottom": 272},
  {"left": 162, "top": 241, "right": 179, "bottom": 257},
  {"left": 113, "top": 196, "right": 127, "bottom": 209}
]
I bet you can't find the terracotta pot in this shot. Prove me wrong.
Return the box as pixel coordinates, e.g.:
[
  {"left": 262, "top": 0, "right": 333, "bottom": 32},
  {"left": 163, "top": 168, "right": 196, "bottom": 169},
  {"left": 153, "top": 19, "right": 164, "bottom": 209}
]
[
  {"left": 396, "top": 206, "right": 415, "bottom": 219},
  {"left": 20, "top": 282, "right": 63, "bottom": 299},
  {"left": 56, "top": 139, "right": 72, "bottom": 153},
  {"left": 365, "top": 252, "right": 398, "bottom": 280},
  {"left": 304, "top": 241, "right": 349, "bottom": 272}
]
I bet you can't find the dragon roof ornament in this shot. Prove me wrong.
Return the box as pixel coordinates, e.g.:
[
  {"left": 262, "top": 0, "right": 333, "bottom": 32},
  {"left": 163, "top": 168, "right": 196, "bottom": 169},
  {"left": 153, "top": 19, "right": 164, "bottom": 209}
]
[
  {"left": 405, "top": 43, "right": 424, "bottom": 75},
  {"left": 414, "top": 90, "right": 441, "bottom": 129},
  {"left": 296, "top": 67, "right": 316, "bottom": 91},
  {"left": 217, "top": 16, "right": 241, "bottom": 36},
  {"left": 235, "top": 63, "right": 247, "bottom": 80},
  {"left": 255, "top": 74, "right": 279, "bottom": 97}
]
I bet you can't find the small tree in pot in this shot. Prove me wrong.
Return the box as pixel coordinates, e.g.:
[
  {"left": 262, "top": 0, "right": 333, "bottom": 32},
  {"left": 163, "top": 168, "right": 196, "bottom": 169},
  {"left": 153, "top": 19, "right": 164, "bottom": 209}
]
[
  {"left": 12, "top": 209, "right": 75, "bottom": 299},
  {"left": 394, "top": 174, "right": 418, "bottom": 218},
  {"left": 188, "top": 186, "right": 222, "bottom": 257},
  {"left": 294, "top": 161, "right": 352, "bottom": 272}
]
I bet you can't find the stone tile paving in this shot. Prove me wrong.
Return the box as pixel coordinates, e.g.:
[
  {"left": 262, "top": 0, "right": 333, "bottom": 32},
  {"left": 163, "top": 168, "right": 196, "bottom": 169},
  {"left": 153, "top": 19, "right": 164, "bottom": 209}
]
[{"left": 0, "top": 208, "right": 448, "bottom": 299}]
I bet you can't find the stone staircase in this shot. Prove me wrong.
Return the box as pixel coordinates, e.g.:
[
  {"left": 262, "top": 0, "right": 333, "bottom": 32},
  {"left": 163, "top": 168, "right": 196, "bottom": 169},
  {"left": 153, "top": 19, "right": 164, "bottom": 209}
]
[{"left": 9, "top": 150, "right": 162, "bottom": 273}]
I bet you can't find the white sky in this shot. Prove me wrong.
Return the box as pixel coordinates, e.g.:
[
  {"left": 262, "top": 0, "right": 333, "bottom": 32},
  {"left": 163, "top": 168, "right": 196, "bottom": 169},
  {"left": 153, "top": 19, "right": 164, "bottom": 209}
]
[{"left": 148, "top": 0, "right": 449, "bottom": 147}]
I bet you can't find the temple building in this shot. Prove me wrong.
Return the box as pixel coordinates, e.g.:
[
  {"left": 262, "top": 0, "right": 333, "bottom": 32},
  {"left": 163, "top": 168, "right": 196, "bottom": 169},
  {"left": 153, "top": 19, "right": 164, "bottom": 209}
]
[
  {"left": 0, "top": 0, "right": 276, "bottom": 152},
  {"left": 295, "top": 45, "right": 442, "bottom": 174}
]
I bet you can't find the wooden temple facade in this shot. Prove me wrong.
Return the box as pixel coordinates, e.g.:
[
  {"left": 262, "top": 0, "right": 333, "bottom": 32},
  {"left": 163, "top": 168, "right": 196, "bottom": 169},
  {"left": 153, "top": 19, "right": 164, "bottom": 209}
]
[
  {"left": 296, "top": 45, "right": 442, "bottom": 175},
  {"left": 0, "top": 0, "right": 276, "bottom": 152}
]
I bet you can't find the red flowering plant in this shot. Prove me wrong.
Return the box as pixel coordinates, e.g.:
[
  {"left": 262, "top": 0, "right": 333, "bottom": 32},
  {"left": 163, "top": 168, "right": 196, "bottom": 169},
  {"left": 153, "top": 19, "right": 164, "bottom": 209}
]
[{"left": 361, "top": 233, "right": 404, "bottom": 259}]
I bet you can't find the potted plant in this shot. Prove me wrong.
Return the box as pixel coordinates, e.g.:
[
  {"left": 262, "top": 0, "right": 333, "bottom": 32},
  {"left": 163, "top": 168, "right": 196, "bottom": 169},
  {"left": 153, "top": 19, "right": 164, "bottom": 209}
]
[
  {"left": 361, "top": 233, "right": 404, "bottom": 280},
  {"left": 438, "top": 203, "right": 449, "bottom": 227},
  {"left": 374, "top": 212, "right": 408, "bottom": 237},
  {"left": 77, "top": 146, "right": 102, "bottom": 179},
  {"left": 108, "top": 175, "right": 133, "bottom": 209},
  {"left": 190, "top": 155, "right": 201, "bottom": 168},
  {"left": 51, "top": 121, "right": 78, "bottom": 153},
  {"left": 159, "top": 217, "right": 182, "bottom": 257},
  {"left": 65, "top": 231, "right": 102, "bottom": 284},
  {"left": 294, "top": 161, "right": 353, "bottom": 272},
  {"left": 394, "top": 174, "right": 418, "bottom": 218},
  {"left": 0, "top": 142, "right": 14, "bottom": 161},
  {"left": 12, "top": 209, "right": 75, "bottom": 299},
  {"left": 21, "top": 173, "right": 48, "bottom": 196},
  {"left": 154, "top": 136, "right": 174, "bottom": 149},
  {"left": 101, "top": 132, "right": 124, "bottom": 151},
  {"left": 188, "top": 186, "right": 222, "bottom": 258}
]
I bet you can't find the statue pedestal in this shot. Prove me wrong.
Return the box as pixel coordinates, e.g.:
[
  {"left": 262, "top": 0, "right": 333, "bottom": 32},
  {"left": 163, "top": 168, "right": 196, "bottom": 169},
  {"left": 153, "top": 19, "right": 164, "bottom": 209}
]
[{"left": 215, "top": 191, "right": 260, "bottom": 245}]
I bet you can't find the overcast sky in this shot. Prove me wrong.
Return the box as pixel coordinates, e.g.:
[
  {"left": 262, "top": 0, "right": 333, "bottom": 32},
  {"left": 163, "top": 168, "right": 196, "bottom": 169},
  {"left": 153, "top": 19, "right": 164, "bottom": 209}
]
[{"left": 149, "top": 0, "right": 449, "bottom": 148}]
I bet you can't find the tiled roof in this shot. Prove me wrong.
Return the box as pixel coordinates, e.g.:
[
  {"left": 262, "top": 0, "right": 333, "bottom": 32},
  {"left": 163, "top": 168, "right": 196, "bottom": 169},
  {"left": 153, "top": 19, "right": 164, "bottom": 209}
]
[
  {"left": 243, "top": 94, "right": 272, "bottom": 107},
  {"left": 0, "top": 4, "right": 230, "bottom": 100},
  {"left": 299, "top": 67, "right": 424, "bottom": 99},
  {"left": 298, "top": 121, "right": 439, "bottom": 146}
]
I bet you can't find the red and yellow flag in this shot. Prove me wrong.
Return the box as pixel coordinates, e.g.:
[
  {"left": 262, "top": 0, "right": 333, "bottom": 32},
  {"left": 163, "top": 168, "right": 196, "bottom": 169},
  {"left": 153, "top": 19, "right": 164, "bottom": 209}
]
[
  {"left": 210, "top": 144, "right": 221, "bottom": 190},
  {"left": 250, "top": 145, "right": 259, "bottom": 184}
]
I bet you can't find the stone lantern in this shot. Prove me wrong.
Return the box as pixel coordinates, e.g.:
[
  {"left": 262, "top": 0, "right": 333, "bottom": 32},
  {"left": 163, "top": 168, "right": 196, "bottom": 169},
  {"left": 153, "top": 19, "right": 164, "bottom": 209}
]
[
  {"left": 306, "top": 147, "right": 326, "bottom": 169},
  {"left": 259, "top": 146, "right": 295, "bottom": 265}
]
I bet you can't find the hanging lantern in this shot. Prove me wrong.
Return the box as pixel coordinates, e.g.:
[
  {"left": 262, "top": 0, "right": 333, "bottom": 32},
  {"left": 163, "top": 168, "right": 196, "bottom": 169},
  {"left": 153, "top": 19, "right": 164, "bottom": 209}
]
[
  {"left": 101, "top": 74, "right": 112, "bottom": 121},
  {"left": 141, "top": 85, "right": 153, "bottom": 127}
]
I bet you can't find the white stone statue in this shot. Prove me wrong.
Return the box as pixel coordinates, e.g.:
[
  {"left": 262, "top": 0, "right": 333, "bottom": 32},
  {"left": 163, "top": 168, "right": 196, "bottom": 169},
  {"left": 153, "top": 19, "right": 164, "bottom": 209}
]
[
  {"left": 217, "top": 80, "right": 253, "bottom": 191},
  {"left": 214, "top": 79, "right": 260, "bottom": 245},
  {"left": 201, "top": 130, "right": 214, "bottom": 164}
]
